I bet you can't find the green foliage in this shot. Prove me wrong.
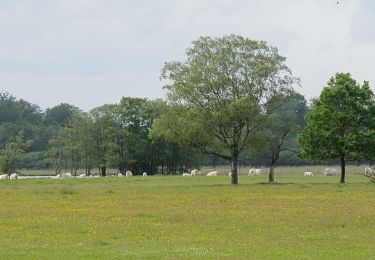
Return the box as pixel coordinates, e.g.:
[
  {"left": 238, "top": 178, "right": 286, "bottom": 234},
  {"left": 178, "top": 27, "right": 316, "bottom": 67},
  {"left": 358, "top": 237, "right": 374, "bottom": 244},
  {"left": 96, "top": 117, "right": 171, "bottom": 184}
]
[
  {"left": 0, "top": 92, "right": 43, "bottom": 125},
  {"left": 298, "top": 73, "right": 375, "bottom": 182},
  {"left": 252, "top": 92, "right": 307, "bottom": 182},
  {"left": 0, "top": 130, "right": 32, "bottom": 174},
  {"left": 43, "top": 103, "right": 81, "bottom": 126},
  {"left": 155, "top": 35, "right": 297, "bottom": 183}
]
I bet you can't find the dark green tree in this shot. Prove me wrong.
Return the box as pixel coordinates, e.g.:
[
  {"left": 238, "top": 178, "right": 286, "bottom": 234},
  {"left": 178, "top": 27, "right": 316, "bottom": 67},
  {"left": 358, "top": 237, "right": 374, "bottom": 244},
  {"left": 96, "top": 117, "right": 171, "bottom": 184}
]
[
  {"left": 44, "top": 103, "right": 81, "bottom": 126},
  {"left": 262, "top": 92, "right": 307, "bottom": 182},
  {"left": 0, "top": 130, "right": 32, "bottom": 174},
  {"left": 298, "top": 73, "right": 375, "bottom": 183}
]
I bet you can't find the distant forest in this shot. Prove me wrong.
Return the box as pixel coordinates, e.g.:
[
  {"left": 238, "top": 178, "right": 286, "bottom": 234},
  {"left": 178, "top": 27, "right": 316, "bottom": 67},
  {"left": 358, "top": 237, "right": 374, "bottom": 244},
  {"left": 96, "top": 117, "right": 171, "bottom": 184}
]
[{"left": 0, "top": 91, "right": 319, "bottom": 175}]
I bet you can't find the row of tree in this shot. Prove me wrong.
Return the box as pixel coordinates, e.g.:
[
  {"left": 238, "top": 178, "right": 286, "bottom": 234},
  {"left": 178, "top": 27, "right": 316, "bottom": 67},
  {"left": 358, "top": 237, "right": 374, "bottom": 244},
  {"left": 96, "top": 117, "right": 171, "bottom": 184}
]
[
  {"left": 1, "top": 35, "right": 374, "bottom": 184},
  {"left": 152, "top": 35, "right": 375, "bottom": 184}
]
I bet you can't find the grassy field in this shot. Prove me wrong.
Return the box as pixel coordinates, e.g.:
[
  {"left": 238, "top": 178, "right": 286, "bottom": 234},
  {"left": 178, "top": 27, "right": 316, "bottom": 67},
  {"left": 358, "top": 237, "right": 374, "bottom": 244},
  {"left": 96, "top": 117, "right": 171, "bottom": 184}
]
[{"left": 0, "top": 168, "right": 374, "bottom": 259}]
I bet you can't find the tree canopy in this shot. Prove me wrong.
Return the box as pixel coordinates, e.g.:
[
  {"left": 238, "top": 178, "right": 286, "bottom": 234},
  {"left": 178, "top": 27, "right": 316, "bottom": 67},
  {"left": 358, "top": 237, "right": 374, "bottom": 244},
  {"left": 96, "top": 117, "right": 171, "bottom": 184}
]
[
  {"left": 153, "top": 35, "right": 297, "bottom": 184},
  {"left": 298, "top": 73, "right": 375, "bottom": 183}
]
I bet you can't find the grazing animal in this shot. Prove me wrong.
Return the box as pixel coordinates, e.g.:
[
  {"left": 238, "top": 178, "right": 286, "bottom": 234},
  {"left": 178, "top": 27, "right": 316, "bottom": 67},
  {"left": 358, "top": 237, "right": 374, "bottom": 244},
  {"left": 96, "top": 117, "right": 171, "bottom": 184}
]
[
  {"left": 323, "top": 168, "right": 339, "bottom": 176},
  {"left": 77, "top": 174, "right": 86, "bottom": 178},
  {"left": 118, "top": 173, "right": 123, "bottom": 177},
  {"left": 56, "top": 174, "right": 62, "bottom": 178},
  {"left": 143, "top": 172, "right": 148, "bottom": 177},
  {"left": 365, "top": 167, "right": 373, "bottom": 176},
  {"left": 0, "top": 174, "right": 10, "bottom": 180},
  {"left": 228, "top": 171, "right": 232, "bottom": 176},
  {"left": 10, "top": 173, "right": 18, "bottom": 179},
  {"left": 182, "top": 173, "right": 191, "bottom": 177},
  {"left": 304, "top": 171, "right": 313, "bottom": 177},
  {"left": 249, "top": 168, "right": 261, "bottom": 176},
  {"left": 207, "top": 171, "right": 218, "bottom": 176},
  {"left": 125, "top": 171, "right": 133, "bottom": 177},
  {"left": 61, "top": 172, "right": 72, "bottom": 178},
  {"left": 191, "top": 169, "right": 199, "bottom": 176}
]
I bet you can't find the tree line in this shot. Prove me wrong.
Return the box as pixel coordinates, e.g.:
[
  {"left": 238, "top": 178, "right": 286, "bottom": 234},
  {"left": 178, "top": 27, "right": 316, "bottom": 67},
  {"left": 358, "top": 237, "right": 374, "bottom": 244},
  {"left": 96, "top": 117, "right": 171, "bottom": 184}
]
[{"left": 1, "top": 35, "right": 374, "bottom": 183}]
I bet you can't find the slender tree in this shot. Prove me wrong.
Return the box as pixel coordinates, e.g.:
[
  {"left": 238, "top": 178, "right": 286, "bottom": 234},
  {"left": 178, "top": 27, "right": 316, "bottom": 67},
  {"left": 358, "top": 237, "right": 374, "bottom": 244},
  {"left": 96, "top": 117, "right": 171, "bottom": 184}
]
[
  {"left": 262, "top": 92, "right": 307, "bottom": 182},
  {"left": 0, "top": 130, "right": 32, "bottom": 174}
]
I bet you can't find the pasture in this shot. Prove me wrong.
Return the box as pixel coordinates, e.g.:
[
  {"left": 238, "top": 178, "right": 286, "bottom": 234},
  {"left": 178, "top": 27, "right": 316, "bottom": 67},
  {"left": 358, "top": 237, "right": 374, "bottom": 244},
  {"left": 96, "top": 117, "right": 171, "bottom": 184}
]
[{"left": 0, "top": 167, "right": 374, "bottom": 259}]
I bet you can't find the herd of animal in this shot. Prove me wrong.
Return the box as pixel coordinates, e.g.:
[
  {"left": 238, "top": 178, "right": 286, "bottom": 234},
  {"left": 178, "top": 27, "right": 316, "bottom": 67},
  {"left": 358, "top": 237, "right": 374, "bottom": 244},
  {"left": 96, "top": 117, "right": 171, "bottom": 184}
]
[
  {"left": 0, "top": 170, "right": 146, "bottom": 180},
  {"left": 0, "top": 167, "right": 373, "bottom": 180},
  {"left": 183, "top": 167, "right": 374, "bottom": 177}
]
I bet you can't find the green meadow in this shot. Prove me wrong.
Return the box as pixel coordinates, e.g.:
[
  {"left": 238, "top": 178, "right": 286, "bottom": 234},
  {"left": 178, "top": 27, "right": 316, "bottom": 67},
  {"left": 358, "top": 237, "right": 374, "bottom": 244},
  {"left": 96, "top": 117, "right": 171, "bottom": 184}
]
[{"left": 0, "top": 167, "right": 374, "bottom": 259}]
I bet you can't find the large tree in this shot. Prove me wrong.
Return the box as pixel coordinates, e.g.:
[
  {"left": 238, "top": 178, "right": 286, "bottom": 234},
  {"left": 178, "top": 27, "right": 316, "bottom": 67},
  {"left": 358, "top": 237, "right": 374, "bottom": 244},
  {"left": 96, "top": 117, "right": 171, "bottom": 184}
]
[
  {"left": 153, "top": 35, "right": 296, "bottom": 184},
  {"left": 298, "top": 73, "right": 375, "bottom": 183}
]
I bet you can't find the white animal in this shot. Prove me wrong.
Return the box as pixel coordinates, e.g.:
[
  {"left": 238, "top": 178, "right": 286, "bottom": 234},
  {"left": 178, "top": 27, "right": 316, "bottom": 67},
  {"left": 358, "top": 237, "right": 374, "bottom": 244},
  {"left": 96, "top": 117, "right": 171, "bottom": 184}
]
[
  {"left": 228, "top": 171, "right": 232, "bottom": 176},
  {"left": 207, "top": 171, "right": 218, "bottom": 176},
  {"left": 249, "top": 168, "right": 261, "bottom": 176},
  {"left": 56, "top": 174, "right": 62, "bottom": 178},
  {"left": 61, "top": 172, "right": 72, "bottom": 178},
  {"left": 9, "top": 173, "right": 18, "bottom": 179},
  {"left": 77, "top": 174, "right": 86, "bottom": 178},
  {"left": 143, "top": 172, "right": 148, "bottom": 177},
  {"left": 182, "top": 173, "right": 191, "bottom": 177},
  {"left": 118, "top": 173, "right": 123, "bottom": 177},
  {"left": 304, "top": 171, "right": 313, "bottom": 177},
  {"left": 323, "top": 168, "right": 339, "bottom": 176},
  {"left": 125, "top": 171, "right": 133, "bottom": 177},
  {"left": 0, "top": 174, "right": 10, "bottom": 180},
  {"left": 191, "top": 169, "right": 199, "bottom": 176},
  {"left": 365, "top": 167, "right": 373, "bottom": 176}
]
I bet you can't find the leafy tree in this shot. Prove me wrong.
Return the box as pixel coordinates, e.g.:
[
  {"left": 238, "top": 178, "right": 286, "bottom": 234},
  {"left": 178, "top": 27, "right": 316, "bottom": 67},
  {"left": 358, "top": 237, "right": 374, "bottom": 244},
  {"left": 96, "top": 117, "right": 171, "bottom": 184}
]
[
  {"left": 261, "top": 92, "right": 307, "bottom": 182},
  {"left": 44, "top": 103, "right": 81, "bottom": 126},
  {"left": 298, "top": 73, "right": 375, "bottom": 183},
  {"left": 0, "top": 130, "right": 32, "bottom": 174},
  {"left": 0, "top": 92, "right": 43, "bottom": 124},
  {"left": 89, "top": 104, "right": 118, "bottom": 176},
  {"left": 153, "top": 35, "right": 296, "bottom": 184},
  {"left": 70, "top": 113, "right": 96, "bottom": 175}
]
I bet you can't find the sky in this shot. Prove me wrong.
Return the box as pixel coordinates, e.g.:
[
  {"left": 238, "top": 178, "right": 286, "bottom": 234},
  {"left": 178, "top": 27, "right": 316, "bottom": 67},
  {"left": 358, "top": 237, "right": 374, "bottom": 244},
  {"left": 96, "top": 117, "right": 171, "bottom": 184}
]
[{"left": 0, "top": 0, "right": 374, "bottom": 111}]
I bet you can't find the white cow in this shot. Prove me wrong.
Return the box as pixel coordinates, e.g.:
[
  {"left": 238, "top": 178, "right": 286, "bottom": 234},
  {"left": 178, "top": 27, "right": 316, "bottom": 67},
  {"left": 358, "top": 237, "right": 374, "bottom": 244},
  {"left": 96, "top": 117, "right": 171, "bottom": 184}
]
[
  {"left": 365, "top": 167, "right": 374, "bottom": 176},
  {"left": 207, "top": 171, "right": 218, "bottom": 176},
  {"left": 249, "top": 168, "right": 261, "bottom": 176},
  {"left": 10, "top": 173, "right": 18, "bottom": 179},
  {"left": 304, "top": 171, "right": 313, "bottom": 177},
  {"left": 182, "top": 173, "right": 191, "bottom": 177},
  {"left": 125, "top": 171, "right": 133, "bottom": 177},
  {"left": 323, "top": 168, "right": 339, "bottom": 176},
  {"left": 191, "top": 169, "right": 199, "bottom": 176},
  {"left": 143, "top": 172, "right": 148, "bottom": 177},
  {"left": 0, "top": 174, "right": 9, "bottom": 180},
  {"left": 118, "top": 173, "right": 123, "bottom": 177},
  {"left": 61, "top": 172, "right": 72, "bottom": 178}
]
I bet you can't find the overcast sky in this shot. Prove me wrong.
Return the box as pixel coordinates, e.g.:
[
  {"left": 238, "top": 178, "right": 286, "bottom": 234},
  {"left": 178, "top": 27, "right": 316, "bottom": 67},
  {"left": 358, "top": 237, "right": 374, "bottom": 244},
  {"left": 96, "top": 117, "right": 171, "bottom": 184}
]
[{"left": 1, "top": 0, "right": 374, "bottom": 111}]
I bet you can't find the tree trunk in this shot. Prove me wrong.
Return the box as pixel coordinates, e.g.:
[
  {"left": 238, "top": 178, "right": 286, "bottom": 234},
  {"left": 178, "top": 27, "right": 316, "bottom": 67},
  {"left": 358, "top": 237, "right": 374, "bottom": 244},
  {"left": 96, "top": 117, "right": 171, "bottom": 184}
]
[
  {"left": 340, "top": 157, "right": 345, "bottom": 184},
  {"left": 101, "top": 166, "right": 106, "bottom": 177},
  {"left": 269, "top": 165, "right": 275, "bottom": 183},
  {"left": 231, "top": 155, "right": 239, "bottom": 185}
]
